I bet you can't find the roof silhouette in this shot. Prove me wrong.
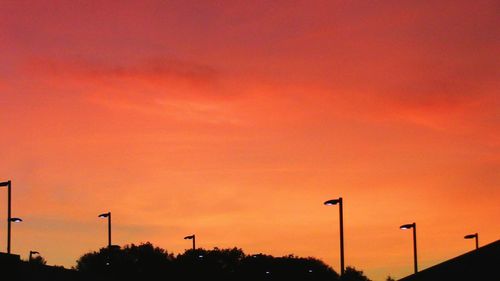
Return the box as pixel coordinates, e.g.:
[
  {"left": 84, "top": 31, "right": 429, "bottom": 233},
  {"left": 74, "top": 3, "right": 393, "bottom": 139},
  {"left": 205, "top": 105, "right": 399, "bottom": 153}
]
[{"left": 398, "top": 239, "right": 500, "bottom": 281}]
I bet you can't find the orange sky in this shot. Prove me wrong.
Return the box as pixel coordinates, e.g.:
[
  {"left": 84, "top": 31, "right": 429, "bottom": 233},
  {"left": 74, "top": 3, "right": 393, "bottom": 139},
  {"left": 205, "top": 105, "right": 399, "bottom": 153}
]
[{"left": 0, "top": 1, "right": 499, "bottom": 280}]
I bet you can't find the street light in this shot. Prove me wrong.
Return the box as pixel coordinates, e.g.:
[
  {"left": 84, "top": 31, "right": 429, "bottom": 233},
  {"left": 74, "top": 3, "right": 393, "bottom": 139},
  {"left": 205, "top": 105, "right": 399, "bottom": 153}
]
[
  {"left": 29, "top": 250, "right": 40, "bottom": 262},
  {"left": 184, "top": 234, "right": 196, "bottom": 251},
  {"left": 400, "top": 222, "right": 418, "bottom": 274},
  {"left": 9, "top": 217, "right": 23, "bottom": 255},
  {"left": 324, "top": 197, "right": 344, "bottom": 275},
  {"left": 464, "top": 233, "right": 479, "bottom": 250},
  {"left": 0, "top": 180, "right": 19, "bottom": 254},
  {"left": 98, "top": 212, "right": 112, "bottom": 248}
]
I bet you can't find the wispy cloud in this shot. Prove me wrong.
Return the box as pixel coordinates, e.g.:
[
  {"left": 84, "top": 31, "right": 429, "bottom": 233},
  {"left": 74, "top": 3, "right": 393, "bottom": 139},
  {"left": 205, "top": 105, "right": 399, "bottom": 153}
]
[{"left": 24, "top": 57, "right": 245, "bottom": 124}]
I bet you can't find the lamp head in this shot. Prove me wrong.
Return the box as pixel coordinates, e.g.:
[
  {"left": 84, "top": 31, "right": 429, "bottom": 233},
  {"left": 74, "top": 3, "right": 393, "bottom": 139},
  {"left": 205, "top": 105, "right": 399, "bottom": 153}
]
[
  {"left": 98, "top": 212, "right": 110, "bottom": 218},
  {"left": 184, "top": 235, "right": 195, "bottom": 240},
  {"left": 10, "top": 217, "right": 23, "bottom": 223},
  {"left": 324, "top": 198, "right": 342, "bottom": 206},
  {"left": 400, "top": 223, "right": 415, "bottom": 230},
  {"left": 464, "top": 233, "right": 477, "bottom": 239},
  {"left": 0, "top": 181, "right": 10, "bottom": 187}
]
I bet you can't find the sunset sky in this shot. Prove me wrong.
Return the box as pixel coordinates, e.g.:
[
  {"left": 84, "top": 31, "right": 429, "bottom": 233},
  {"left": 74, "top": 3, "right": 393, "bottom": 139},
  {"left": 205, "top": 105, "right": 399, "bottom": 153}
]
[{"left": 0, "top": 1, "right": 499, "bottom": 280}]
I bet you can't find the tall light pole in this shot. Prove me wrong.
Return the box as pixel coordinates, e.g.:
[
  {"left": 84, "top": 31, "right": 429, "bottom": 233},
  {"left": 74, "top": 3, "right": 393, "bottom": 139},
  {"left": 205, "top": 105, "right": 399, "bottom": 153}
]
[
  {"left": 29, "top": 250, "right": 40, "bottom": 262},
  {"left": 324, "top": 197, "right": 344, "bottom": 275},
  {"left": 0, "top": 180, "right": 19, "bottom": 254},
  {"left": 464, "top": 233, "right": 479, "bottom": 250},
  {"left": 184, "top": 234, "right": 196, "bottom": 251},
  {"left": 400, "top": 222, "right": 418, "bottom": 274},
  {"left": 98, "top": 212, "right": 112, "bottom": 248}
]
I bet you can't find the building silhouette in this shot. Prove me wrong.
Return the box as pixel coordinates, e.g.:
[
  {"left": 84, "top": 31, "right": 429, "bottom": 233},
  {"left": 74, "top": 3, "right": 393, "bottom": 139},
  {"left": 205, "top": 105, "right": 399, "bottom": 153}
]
[{"left": 398, "top": 240, "right": 499, "bottom": 281}]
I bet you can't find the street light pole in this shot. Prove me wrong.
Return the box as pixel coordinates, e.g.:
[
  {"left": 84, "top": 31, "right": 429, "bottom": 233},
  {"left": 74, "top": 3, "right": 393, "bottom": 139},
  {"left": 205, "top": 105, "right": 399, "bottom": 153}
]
[
  {"left": 7, "top": 180, "right": 11, "bottom": 254},
  {"left": 184, "top": 234, "right": 196, "bottom": 251},
  {"left": 324, "top": 197, "right": 345, "bottom": 275},
  {"left": 464, "top": 233, "right": 479, "bottom": 249},
  {"left": 108, "top": 213, "right": 112, "bottom": 248},
  {"left": 413, "top": 224, "right": 417, "bottom": 273},
  {"left": 98, "top": 212, "right": 112, "bottom": 248},
  {"left": 0, "top": 180, "right": 12, "bottom": 254},
  {"left": 400, "top": 222, "right": 418, "bottom": 274},
  {"left": 339, "top": 198, "right": 344, "bottom": 275}
]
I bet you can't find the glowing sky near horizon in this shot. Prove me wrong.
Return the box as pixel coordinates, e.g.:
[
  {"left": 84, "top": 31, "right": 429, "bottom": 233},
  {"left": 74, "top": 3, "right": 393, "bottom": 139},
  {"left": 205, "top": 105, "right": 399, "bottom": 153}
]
[{"left": 0, "top": 1, "right": 499, "bottom": 280}]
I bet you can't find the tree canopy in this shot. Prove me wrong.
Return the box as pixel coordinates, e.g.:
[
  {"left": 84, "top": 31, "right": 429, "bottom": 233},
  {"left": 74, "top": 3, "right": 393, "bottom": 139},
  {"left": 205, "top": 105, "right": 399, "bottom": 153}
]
[
  {"left": 29, "top": 255, "right": 47, "bottom": 265},
  {"left": 75, "top": 242, "right": 375, "bottom": 281},
  {"left": 340, "top": 266, "right": 372, "bottom": 281}
]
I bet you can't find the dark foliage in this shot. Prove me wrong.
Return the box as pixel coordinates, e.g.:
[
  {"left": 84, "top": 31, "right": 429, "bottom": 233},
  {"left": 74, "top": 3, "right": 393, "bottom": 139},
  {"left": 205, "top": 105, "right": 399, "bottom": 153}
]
[
  {"left": 30, "top": 254, "right": 47, "bottom": 265},
  {"left": 175, "top": 247, "right": 246, "bottom": 280},
  {"left": 238, "top": 253, "right": 339, "bottom": 281},
  {"left": 75, "top": 242, "right": 377, "bottom": 281},
  {"left": 340, "top": 266, "right": 372, "bottom": 281},
  {"left": 76, "top": 242, "right": 174, "bottom": 281}
]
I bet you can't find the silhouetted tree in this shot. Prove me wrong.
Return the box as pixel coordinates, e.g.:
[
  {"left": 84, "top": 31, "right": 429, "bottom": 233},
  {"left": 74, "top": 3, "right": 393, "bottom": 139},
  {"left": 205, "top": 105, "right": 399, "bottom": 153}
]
[
  {"left": 76, "top": 242, "right": 174, "bottom": 281},
  {"left": 238, "top": 253, "right": 339, "bottom": 281},
  {"left": 75, "top": 243, "right": 351, "bottom": 281},
  {"left": 339, "top": 266, "right": 372, "bottom": 281},
  {"left": 175, "top": 247, "right": 245, "bottom": 280},
  {"left": 30, "top": 254, "right": 47, "bottom": 265}
]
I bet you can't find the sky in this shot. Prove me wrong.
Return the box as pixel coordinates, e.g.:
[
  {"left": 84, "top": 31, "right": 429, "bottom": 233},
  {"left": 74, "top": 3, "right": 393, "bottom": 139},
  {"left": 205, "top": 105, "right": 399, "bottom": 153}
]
[{"left": 0, "top": 1, "right": 499, "bottom": 280}]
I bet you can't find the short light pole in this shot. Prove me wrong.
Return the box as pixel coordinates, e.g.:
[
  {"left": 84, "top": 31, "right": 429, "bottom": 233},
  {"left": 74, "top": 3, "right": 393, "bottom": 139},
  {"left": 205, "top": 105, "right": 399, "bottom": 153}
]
[
  {"left": 400, "top": 222, "right": 418, "bottom": 274},
  {"left": 324, "top": 197, "right": 344, "bottom": 275},
  {"left": 98, "top": 212, "right": 112, "bottom": 248},
  {"left": 8, "top": 217, "right": 23, "bottom": 255},
  {"left": 464, "top": 233, "right": 479, "bottom": 250},
  {"left": 184, "top": 234, "right": 196, "bottom": 251},
  {"left": 29, "top": 250, "right": 40, "bottom": 262}
]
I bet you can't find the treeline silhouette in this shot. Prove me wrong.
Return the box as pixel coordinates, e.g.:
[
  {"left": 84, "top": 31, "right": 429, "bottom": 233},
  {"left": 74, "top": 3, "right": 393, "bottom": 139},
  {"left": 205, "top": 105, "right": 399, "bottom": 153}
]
[{"left": 75, "top": 242, "right": 372, "bottom": 281}]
